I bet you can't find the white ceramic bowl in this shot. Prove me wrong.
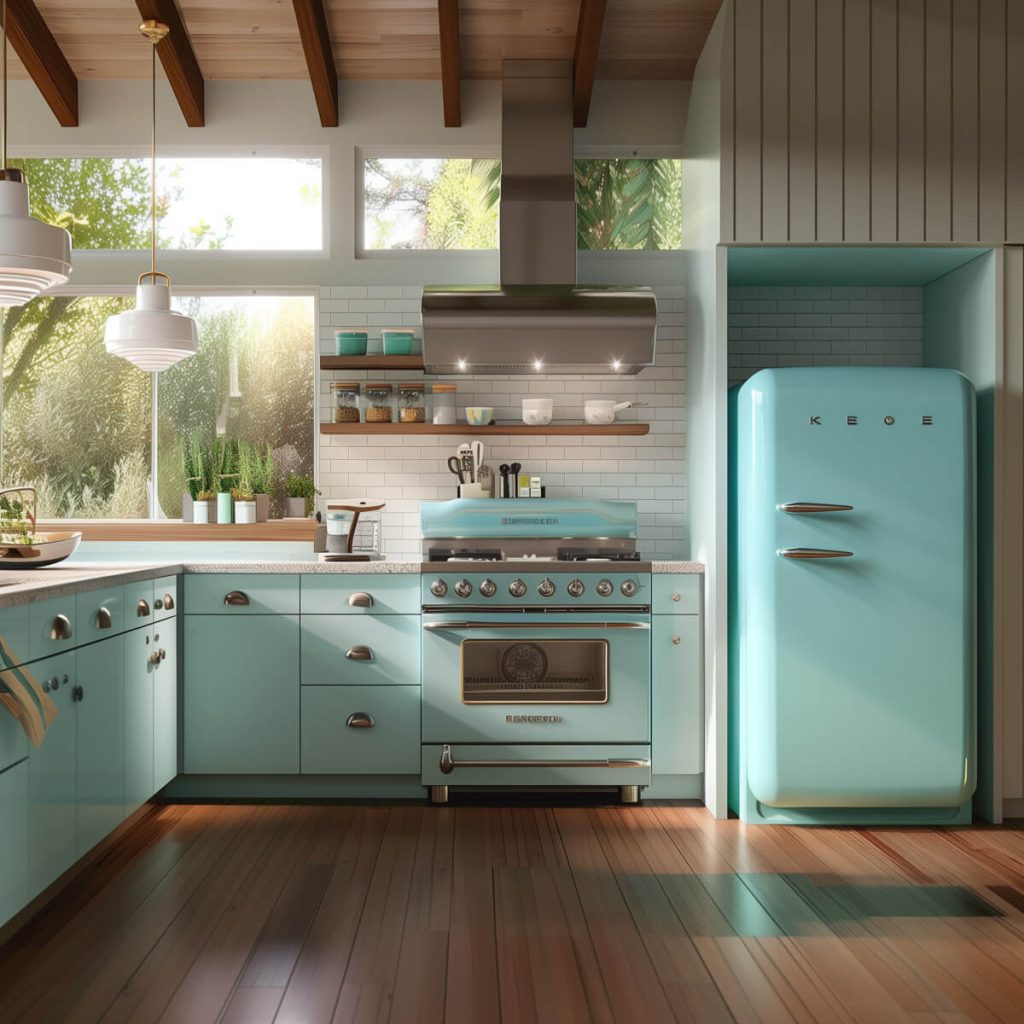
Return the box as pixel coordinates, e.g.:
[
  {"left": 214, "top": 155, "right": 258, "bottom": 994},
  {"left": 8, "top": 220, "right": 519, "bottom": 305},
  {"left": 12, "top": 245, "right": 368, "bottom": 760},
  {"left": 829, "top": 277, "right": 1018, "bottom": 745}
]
[{"left": 522, "top": 397, "right": 553, "bottom": 425}]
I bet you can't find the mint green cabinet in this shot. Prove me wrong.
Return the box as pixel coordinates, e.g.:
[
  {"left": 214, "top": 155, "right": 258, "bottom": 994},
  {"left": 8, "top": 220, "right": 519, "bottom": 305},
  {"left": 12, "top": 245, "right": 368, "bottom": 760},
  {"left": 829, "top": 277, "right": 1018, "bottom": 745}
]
[
  {"left": 184, "top": 615, "right": 300, "bottom": 774},
  {"left": 28, "top": 595, "right": 78, "bottom": 663},
  {"left": 28, "top": 652, "right": 76, "bottom": 899},
  {"left": 301, "top": 685, "right": 420, "bottom": 774},
  {"left": 125, "top": 579, "right": 155, "bottom": 628},
  {"left": 0, "top": 603, "right": 30, "bottom": 667},
  {"left": 78, "top": 585, "right": 126, "bottom": 646},
  {"left": 185, "top": 574, "right": 300, "bottom": 615},
  {"left": 153, "top": 622, "right": 178, "bottom": 791},
  {"left": 153, "top": 576, "right": 179, "bottom": 620},
  {"left": 124, "top": 627, "right": 155, "bottom": 816},
  {"left": 0, "top": 672, "right": 28, "bottom": 774},
  {"left": 301, "top": 614, "right": 420, "bottom": 686},
  {"left": 75, "top": 635, "right": 125, "bottom": 856},
  {"left": 300, "top": 575, "right": 419, "bottom": 615},
  {"left": 652, "top": 574, "right": 702, "bottom": 615},
  {"left": 651, "top": 615, "right": 703, "bottom": 776},
  {"left": 0, "top": 761, "right": 28, "bottom": 927}
]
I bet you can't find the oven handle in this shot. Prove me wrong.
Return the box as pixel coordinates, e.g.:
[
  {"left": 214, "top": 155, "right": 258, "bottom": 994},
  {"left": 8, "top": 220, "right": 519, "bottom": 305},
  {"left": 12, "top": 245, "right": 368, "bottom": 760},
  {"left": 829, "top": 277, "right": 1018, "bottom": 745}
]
[
  {"left": 423, "top": 621, "right": 650, "bottom": 631},
  {"left": 439, "top": 744, "right": 649, "bottom": 775}
]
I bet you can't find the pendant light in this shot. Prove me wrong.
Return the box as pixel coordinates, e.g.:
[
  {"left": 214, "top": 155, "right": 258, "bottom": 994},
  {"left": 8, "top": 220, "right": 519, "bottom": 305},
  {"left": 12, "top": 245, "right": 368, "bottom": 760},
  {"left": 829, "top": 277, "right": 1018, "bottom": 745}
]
[
  {"left": 0, "top": 0, "right": 72, "bottom": 306},
  {"left": 103, "top": 20, "right": 197, "bottom": 371}
]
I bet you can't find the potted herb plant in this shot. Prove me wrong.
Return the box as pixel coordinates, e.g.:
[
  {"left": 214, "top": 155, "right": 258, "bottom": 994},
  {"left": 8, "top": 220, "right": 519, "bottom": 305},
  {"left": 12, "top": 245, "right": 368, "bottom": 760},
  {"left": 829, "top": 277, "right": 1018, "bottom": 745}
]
[
  {"left": 233, "top": 441, "right": 257, "bottom": 524},
  {"left": 182, "top": 432, "right": 206, "bottom": 523},
  {"left": 285, "top": 473, "right": 318, "bottom": 518},
  {"left": 253, "top": 443, "right": 275, "bottom": 522},
  {"left": 212, "top": 437, "right": 238, "bottom": 524}
]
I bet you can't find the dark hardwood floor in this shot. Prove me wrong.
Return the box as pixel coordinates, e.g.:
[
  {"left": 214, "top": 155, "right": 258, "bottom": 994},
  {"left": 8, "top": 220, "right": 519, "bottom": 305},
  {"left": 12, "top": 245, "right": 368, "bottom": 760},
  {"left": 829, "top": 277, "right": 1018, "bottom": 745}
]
[{"left": 1, "top": 801, "right": 1023, "bottom": 1023}]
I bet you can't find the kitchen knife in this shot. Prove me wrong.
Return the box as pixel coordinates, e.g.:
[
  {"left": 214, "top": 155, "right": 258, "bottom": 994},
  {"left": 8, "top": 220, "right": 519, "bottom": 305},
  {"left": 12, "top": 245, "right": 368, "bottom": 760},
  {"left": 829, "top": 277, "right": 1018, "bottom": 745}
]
[{"left": 471, "top": 441, "right": 484, "bottom": 483}]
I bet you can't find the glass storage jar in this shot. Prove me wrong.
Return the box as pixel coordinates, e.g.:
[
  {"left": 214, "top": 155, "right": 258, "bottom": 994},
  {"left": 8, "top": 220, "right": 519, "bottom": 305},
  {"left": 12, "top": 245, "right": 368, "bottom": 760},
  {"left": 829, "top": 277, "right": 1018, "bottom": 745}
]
[
  {"left": 330, "top": 381, "right": 361, "bottom": 423},
  {"left": 398, "top": 382, "right": 426, "bottom": 424},
  {"left": 431, "top": 382, "right": 456, "bottom": 425},
  {"left": 364, "top": 382, "right": 394, "bottom": 423}
]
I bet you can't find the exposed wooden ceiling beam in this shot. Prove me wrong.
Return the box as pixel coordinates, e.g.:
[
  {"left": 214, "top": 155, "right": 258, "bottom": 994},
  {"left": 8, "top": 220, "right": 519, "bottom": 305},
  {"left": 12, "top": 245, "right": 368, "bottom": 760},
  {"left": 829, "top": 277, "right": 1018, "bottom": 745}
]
[
  {"left": 135, "top": 0, "right": 204, "bottom": 127},
  {"left": 573, "top": 0, "right": 607, "bottom": 128},
  {"left": 292, "top": 0, "right": 338, "bottom": 127},
  {"left": 437, "top": 0, "right": 461, "bottom": 128},
  {"left": 3, "top": 0, "right": 78, "bottom": 126}
]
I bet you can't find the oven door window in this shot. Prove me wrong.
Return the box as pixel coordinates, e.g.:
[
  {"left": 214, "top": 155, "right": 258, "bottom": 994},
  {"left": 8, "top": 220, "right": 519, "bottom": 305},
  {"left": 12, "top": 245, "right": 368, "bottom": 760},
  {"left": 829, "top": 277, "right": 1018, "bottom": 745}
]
[{"left": 461, "top": 639, "right": 609, "bottom": 704}]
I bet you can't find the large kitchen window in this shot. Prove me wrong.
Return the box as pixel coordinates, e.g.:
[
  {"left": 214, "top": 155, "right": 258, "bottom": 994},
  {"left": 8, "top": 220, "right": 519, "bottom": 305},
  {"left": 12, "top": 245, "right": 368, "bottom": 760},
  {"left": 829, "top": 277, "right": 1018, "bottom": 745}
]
[
  {"left": 1, "top": 294, "right": 315, "bottom": 519},
  {"left": 11, "top": 156, "right": 324, "bottom": 251}
]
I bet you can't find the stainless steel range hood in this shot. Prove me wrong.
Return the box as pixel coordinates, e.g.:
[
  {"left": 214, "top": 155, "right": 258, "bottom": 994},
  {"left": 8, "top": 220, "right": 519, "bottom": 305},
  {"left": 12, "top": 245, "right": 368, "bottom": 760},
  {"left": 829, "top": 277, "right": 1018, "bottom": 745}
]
[{"left": 421, "top": 60, "right": 657, "bottom": 375}]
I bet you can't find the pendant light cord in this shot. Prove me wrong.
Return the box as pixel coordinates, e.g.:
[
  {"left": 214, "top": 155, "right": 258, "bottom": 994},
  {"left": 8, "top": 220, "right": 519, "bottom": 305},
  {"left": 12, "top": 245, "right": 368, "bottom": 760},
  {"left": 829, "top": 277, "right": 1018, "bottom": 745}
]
[
  {"left": 151, "top": 34, "right": 157, "bottom": 277},
  {"left": 2, "top": 0, "right": 8, "bottom": 170}
]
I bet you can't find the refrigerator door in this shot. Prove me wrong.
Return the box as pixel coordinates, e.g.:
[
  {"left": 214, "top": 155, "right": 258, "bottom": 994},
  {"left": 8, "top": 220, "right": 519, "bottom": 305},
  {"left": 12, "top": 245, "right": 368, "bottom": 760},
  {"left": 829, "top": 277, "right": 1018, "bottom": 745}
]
[{"left": 737, "top": 367, "right": 975, "bottom": 811}]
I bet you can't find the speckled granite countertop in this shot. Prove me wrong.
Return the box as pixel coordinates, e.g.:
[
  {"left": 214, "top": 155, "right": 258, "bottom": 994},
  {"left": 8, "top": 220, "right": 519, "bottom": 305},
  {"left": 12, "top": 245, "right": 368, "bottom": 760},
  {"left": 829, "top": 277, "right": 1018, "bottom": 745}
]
[{"left": 651, "top": 562, "right": 705, "bottom": 574}]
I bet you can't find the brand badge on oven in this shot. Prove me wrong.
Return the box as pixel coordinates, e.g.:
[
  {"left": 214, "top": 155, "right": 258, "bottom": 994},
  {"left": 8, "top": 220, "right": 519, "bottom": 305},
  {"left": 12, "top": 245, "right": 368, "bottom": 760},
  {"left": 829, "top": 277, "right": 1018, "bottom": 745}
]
[{"left": 505, "top": 714, "right": 563, "bottom": 724}]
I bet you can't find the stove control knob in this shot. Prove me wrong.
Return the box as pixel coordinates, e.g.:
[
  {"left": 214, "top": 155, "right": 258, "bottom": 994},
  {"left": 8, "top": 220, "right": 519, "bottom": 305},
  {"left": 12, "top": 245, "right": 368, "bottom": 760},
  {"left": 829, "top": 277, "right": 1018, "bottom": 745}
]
[
  {"left": 595, "top": 578, "right": 614, "bottom": 597},
  {"left": 566, "top": 578, "right": 585, "bottom": 598},
  {"left": 479, "top": 579, "right": 497, "bottom": 598},
  {"left": 508, "top": 578, "right": 527, "bottom": 598},
  {"left": 537, "top": 578, "right": 557, "bottom": 598},
  {"left": 620, "top": 579, "right": 639, "bottom": 598},
  {"left": 429, "top": 579, "right": 448, "bottom": 598},
  {"left": 454, "top": 578, "right": 473, "bottom": 599}
]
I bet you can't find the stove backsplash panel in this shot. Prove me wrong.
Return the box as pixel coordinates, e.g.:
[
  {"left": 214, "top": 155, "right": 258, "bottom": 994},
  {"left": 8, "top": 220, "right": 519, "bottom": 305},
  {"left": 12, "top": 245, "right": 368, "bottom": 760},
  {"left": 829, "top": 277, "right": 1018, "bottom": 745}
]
[{"left": 317, "top": 283, "right": 686, "bottom": 561}]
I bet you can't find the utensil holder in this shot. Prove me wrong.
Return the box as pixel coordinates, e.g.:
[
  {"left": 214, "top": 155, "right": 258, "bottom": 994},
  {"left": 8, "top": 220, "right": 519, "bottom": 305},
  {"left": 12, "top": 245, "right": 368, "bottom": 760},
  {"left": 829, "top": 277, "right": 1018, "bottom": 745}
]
[{"left": 458, "top": 482, "right": 489, "bottom": 498}]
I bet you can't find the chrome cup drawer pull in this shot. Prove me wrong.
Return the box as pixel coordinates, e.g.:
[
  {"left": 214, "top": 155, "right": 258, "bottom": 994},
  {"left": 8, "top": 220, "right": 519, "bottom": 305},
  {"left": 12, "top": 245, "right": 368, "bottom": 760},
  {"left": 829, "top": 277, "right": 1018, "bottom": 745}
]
[
  {"left": 136, "top": 599, "right": 151, "bottom": 617},
  {"left": 779, "top": 548, "right": 854, "bottom": 559},
  {"left": 50, "top": 614, "right": 72, "bottom": 641},
  {"left": 346, "top": 712, "right": 375, "bottom": 729},
  {"left": 348, "top": 592, "right": 374, "bottom": 608},
  {"left": 95, "top": 607, "right": 113, "bottom": 630},
  {"left": 224, "top": 591, "right": 251, "bottom": 606},
  {"left": 162, "top": 593, "right": 175, "bottom": 610},
  {"left": 439, "top": 744, "right": 649, "bottom": 775},
  {"left": 346, "top": 645, "right": 373, "bottom": 661}
]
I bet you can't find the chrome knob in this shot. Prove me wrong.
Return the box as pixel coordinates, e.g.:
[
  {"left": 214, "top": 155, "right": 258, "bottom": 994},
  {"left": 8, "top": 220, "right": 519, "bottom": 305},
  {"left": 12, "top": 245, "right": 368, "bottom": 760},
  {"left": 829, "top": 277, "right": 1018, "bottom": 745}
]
[
  {"left": 479, "top": 579, "right": 497, "bottom": 597},
  {"left": 566, "top": 578, "right": 585, "bottom": 598},
  {"left": 620, "top": 579, "right": 639, "bottom": 597},
  {"left": 508, "top": 578, "right": 527, "bottom": 598},
  {"left": 429, "top": 579, "right": 448, "bottom": 598},
  {"left": 595, "top": 578, "right": 613, "bottom": 597},
  {"left": 537, "top": 578, "right": 556, "bottom": 598},
  {"left": 453, "top": 578, "right": 473, "bottom": 599}
]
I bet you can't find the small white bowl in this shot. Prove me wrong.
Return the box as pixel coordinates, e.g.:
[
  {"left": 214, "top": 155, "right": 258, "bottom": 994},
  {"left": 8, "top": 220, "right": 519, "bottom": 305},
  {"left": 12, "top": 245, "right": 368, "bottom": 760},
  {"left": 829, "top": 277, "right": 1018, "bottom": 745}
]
[{"left": 522, "top": 397, "right": 553, "bottom": 425}]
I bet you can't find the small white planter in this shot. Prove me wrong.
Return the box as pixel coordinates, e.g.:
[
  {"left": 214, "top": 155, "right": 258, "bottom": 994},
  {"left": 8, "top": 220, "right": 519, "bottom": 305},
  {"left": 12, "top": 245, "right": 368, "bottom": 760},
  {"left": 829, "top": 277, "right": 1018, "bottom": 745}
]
[
  {"left": 235, "top": 500, "right": 257, "bottom": 524},
  {"left": 192, "top": 500, "right": 211, "bottom": 524},
  {"left": 285, "top": 496, "right": 307, "bottom": 518}
]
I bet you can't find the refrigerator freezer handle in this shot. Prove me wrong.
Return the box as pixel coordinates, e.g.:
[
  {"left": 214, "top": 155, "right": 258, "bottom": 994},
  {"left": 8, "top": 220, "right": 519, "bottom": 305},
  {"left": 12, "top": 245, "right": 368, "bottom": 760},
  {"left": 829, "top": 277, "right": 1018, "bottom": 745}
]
[
  {"left": 777, "top": 502, "right": 854, "bottom": 513},
  {"left": 778, "top": 548, "right": 854, "bottom": 559}
]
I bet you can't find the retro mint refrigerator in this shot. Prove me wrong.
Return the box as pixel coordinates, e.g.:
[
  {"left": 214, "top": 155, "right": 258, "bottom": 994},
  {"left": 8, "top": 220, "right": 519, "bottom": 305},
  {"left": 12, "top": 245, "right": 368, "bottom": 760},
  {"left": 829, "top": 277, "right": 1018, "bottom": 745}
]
[{"left": 729, "top": 367, "right": 976, "bottom": 825}]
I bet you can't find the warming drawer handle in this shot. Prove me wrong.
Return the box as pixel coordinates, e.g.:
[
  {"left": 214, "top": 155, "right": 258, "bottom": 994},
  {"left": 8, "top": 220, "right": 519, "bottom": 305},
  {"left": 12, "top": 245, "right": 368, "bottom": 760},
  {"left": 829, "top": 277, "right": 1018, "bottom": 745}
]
[
  {"left": 346, "top": 712, "right": 375, "bottom": 729},
  {"left": 439, "top": 744, "right": 649, "bottom": 776},
  {"left": 779, "top": 548, "right": 854, "bottom": 559},
  {"left": 224, "top": 591, "right": 251, "bottom": 606},
  {"left": 346, "top": 645, "right": 373, "bottom": 661},
  {"left": 423, "top": 621, "right": 649, "bottom": 631},
  {"left": 348, "top": 592, "right": 374, "bottom": 608},
  {"left": 778, "top": 502, "right": 854, "bottom": 514}
]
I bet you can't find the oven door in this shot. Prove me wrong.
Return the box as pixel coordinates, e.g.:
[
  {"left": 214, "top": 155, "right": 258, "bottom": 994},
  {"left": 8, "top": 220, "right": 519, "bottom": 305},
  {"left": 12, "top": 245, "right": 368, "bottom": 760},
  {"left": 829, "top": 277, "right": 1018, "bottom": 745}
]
[{"left": 421, "top": 612, "right": 651, "bottom": 744}]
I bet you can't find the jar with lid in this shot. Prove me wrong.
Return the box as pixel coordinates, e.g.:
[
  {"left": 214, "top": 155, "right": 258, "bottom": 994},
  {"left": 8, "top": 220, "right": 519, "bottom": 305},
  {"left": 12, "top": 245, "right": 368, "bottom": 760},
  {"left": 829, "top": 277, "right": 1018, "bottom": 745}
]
[
  {"left": 398, "top": 381, "right": 426, "bottom": 424},
  {"left": 364, "top": 382, "right": 394, "bottom": 423},
  {"left": 431, "top": 382, "right": 456, "bottom": 425},
  {"left": 330, "top": 381, "right": 361, "bottom": 423}
]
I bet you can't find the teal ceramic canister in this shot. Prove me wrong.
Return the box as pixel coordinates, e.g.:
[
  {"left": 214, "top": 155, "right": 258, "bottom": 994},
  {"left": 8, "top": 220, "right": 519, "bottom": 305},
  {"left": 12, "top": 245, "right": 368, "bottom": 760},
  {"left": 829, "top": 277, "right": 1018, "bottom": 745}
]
[
  {"left": 216, "top": 492, "right": 233, "bottom": 524},
  {"left": 335, "top": 330, "right": 368, "bottom": 356},
  {"left": 381, "top": 329, "right": 415, "bottom": 355}
]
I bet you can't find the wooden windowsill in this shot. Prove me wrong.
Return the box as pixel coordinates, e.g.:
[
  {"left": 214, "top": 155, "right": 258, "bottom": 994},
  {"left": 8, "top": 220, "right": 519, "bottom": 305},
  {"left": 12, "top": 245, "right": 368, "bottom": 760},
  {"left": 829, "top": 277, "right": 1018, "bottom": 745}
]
[{"left": 38, "top": 519, "right": 318, "bottom": 542}]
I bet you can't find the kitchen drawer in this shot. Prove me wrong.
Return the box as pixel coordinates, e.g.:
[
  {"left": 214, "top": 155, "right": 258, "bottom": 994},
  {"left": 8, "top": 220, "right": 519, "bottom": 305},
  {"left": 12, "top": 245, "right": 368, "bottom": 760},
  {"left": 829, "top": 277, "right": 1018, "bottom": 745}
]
[
  {"left": 301, "top": 615, "right": 420, "bottom": 686},
  {"left": 185, "top": 574, "right": 300, "bottom": 615},
  {"left": 300, "top": 575, "right": 419, "bottom": 616},
  {"left": 0, "top": 668, "right": 29, "bottom": 773},
  {"left": 0, "top": 604, "right": 30, "bottom": 666},
  {"left": 153, "top": 576, "right": 179, "bottom": 620},
  {"left": 27, "top": 595, "right": 78, "bottom": 662},
  {"left": 125, "top": 578, "right": 156, "bottom": 628},
  {"left": 0, "top": 760, "right": 29, "bottom": 928},
  {"left": 78, "top": 585, "right": 126, "bottom": 645},
  {"left": 652, "top": 574, "right": 702, "bottom": 615},
  {"left": 652, "top": 614, "right": 703, "bottom": 776},
  {"left": 301, "top": 685, "right": 420, "bottom": 774}
]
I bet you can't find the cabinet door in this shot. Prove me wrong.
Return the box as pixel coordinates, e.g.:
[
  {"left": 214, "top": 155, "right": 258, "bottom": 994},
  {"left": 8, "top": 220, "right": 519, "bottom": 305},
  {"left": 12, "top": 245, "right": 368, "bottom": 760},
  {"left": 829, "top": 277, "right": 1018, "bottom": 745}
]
[
  {"left": 75, "top": 635, "right": 125, "bottom": 856},
  {"left": 124, "top": 628, "right": 155, "bottom": 815},
  {"left": 185, "top": 616, "right": 300, "bottom": 774},
  {"left": 0, "top": 761, "right": 29, "bottom": 928},
  {"left": 153, "top": 622, "right": 178, "bottom": 791},
  {"left": 126, "top": 579, "right": 156, "bottom": 628},
  {"left": 28, "top": 595, "right": 78, "bottom": 663},
  {"left": 28, "top": 652, "right": 77, "bottom": 899},
  {"left": 78, "top": 585, "right": 126, "bottom": 645},
  {"left": 301, "top": 615, "right": 420, "bottom": 686},
  {"left": 651, "top": 615, "right": 703, "bottom": 776}
]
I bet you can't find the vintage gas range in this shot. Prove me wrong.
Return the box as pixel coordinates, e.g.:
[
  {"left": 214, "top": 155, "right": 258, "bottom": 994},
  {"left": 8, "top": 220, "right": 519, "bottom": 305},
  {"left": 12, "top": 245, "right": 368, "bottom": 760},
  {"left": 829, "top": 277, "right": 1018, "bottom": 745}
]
[{"left": 419, "top": 499, "right": 653, "bottom": 804}]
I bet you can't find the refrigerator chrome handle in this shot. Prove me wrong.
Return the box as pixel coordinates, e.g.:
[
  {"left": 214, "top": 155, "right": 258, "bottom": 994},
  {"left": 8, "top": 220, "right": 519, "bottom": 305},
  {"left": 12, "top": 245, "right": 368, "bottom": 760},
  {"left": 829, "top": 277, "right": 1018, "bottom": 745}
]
[
  {"left": 779, "top": 548, "right": 854, "bottom": 559},
  {"left": 778, "top": 502, "right": 854, "bottom": 513}
]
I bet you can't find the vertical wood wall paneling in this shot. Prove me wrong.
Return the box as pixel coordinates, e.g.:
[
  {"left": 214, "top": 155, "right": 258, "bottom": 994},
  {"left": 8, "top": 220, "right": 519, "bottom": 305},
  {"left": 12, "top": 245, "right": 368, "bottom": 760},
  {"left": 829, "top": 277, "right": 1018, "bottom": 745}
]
[
  {"left": 733, "top": 0, "right": 763, "bottom": 240},
  {"left": 923, "top": 0, "right": 952, "bottom": 240},
  {"left": 951, "top": 0, "right": 980, "bottom": 241},
  {"left": 897, "top": 0, "right": 926, "bottom": 241},
  {"left": 870, "top": 0, "right": 899, "bottom": 240},
  {"left": 761, "top": 0, "right": 789, "bottom": 241},
  {"left": 1007, "top": 0, "right": 1024, "bottom": 241},
  {"left": 843, "top": 0, "right": 872, "bottom": 240},
  {"left": 788, "top": 0, "right": 816, "bottom": 240},
  {"left": 815, "top": 0, "right": 845, "bottom": 240},
  {"left": 977, "top": 0, "right": 1006, "bottom": 241},
  {"left": 720, "top": 0, "right": 736, "bottom": 242}
]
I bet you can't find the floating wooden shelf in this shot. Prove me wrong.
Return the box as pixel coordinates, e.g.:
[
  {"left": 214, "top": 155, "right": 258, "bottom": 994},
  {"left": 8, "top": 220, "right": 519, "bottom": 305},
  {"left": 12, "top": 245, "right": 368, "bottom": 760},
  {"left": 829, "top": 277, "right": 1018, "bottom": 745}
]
[
  {"left": 320, "top": 355, "right": 424, "bottom": 371},
  {"left": 40, "top": 520, "right": 317, "bottom": 542},
  {"left": 319, "top": 422, "right": 650, "bottom": 436}
]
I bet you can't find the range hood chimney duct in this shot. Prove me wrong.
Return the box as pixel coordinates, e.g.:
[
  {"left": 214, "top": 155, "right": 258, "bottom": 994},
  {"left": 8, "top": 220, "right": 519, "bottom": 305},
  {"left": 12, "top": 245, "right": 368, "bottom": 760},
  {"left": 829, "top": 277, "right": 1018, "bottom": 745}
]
[{"left": 421, "top": 60, "right": 657, "bottom": 375}]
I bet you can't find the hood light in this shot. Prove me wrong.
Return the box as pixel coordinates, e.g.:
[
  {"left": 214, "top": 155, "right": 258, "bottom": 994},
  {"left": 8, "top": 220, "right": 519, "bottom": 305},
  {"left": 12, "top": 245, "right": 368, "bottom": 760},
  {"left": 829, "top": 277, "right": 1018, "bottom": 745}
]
[{"left": 533, "top": 358, "right": 544, "bottom": 371}]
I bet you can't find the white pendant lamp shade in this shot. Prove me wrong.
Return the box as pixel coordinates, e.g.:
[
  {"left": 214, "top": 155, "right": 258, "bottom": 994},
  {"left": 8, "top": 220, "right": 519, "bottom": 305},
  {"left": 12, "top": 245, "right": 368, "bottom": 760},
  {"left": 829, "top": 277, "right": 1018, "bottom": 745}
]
[
  {"left": 0, "top": 173, "right": 72, "bottom": 306},
  {"left": 104, "top": 272, "right": 198, "bottom": 371}
]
